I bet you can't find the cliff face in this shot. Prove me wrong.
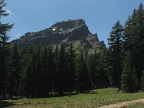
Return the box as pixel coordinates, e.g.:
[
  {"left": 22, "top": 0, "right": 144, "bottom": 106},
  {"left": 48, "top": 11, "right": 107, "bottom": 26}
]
[{"left": 12, "top": 19, "right": 105, "bottom": 53}]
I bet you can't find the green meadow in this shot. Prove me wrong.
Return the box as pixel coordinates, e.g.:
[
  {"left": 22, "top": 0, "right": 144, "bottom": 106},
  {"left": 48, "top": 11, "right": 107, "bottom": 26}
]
[{"left": 2, "top": 88, "right": 144, "bottom": 108}]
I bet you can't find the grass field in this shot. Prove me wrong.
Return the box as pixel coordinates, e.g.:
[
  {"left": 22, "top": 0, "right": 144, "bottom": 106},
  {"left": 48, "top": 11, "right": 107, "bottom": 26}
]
[{"left": 1, "top": 88, "right": 144, "bottom": 108}]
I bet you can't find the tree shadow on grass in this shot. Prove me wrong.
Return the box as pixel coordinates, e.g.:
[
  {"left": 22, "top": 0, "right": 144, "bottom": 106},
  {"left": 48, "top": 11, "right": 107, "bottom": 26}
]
[
  {"left": 0, "top": 100, "right": 14, "bottom": 108},
  {"left": 0, "top": 97, "right": 22, "bottom": 108}
]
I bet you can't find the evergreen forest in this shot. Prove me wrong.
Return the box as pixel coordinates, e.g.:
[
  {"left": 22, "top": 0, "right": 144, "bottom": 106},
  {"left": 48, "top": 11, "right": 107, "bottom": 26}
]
[{"left": 0, "top": 0, "right": 144, "bottom": 99}]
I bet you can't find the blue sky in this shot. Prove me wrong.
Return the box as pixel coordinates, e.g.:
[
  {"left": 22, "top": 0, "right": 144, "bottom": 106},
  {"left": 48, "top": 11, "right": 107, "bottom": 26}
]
[{"left": 2, "top": 0, "right": 144, "bottom": 45}]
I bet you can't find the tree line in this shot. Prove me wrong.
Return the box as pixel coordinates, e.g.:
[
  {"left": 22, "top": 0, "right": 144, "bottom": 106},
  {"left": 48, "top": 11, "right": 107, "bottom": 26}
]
[
  {"left": 0, "top": 42, "right": 109, "bottom": 98},
  {"left": 107, "top": 3, "right": 144, "bottom": 92},
  {"left": 0, "top": 0, "right": 144, "bottom": 99}
]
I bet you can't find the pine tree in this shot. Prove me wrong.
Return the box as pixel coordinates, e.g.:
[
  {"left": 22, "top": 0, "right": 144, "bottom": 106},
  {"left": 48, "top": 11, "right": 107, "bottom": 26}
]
[
  {"left": 123, "top": 10, "right": 137, "bottom": 51},
  {"left": 24, "top": 61, "right": 33, "bottom": 98},
  {"left": 67, "top": 43, "right": 76, "bottom": 92},
  {"left": 0, "top": 0, "right": 13, "bottom": 98},
  {"left": 134, "top": 4, "right": 144, "bottom": 88},
  {"left": 29, "top": 49, "right": 37, "bottom": 98},
  {"left": 107, "top": 21, "right": 123, "bottom": 89},
  {"left": 7, "top": 41, "right": 21, "bottom": 97},
  {"left": 55, "top": 44, "right": 68, "bottom": 95},
  {"left": 123, "top": 4, "right": 144, "bottom": 89},
  {"left": 88, "top": 51, "right": 98, "bottom": 89},
  {"left": 34, "top": 47, "right": 42, "bottom": 97},
  {"left": 121, "top": 52, "right": 138, "bottom": 92},
  {"left": 40, "top": 46, "right": 48, "bottom": 97},
  {"left": 76, "top": 52, "right": 91, "bottom": 93},
  {"left": 19, "top": 45, "right": 33, "bottom": 96},
  {"left": 96, "top": 49, "right": 110, "bottom": 88},
  {"left": 23, "top": 45, "right": 35, "bottom": 98},
  {"left": 53, "top": 45, "right": 59, "bottom": 94},
  {"left": 47, "top": 45, "right": 55, "bottom": 96}
]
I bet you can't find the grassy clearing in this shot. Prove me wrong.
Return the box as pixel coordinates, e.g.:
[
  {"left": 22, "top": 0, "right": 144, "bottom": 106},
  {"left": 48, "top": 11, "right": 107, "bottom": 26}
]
[{"left": 2, "top": 88, "right": 144, "bottom": 108}]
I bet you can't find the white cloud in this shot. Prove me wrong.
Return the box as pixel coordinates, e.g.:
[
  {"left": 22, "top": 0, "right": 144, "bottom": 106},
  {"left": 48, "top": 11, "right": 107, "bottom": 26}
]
[{"left": 7, "top": 10, "right": 11, "bottom": 14}]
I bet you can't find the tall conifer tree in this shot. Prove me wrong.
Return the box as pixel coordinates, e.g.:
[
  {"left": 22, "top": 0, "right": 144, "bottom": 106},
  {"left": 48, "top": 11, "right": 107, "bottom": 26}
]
[
  {"left": 121, "top": 52, "right": 138, "bottom": 92},
  {"left": 107, "top": 21, "right": 123, "bottom": 89},
  {"left": 67, "top": 43, "right": 76, "bottom": 92},
  {"left": 55, "top": 44, "right": 68, "bottom": 95},
  {"left": 123, "top": 4, "right": 144, "bottom": 89},
  {"left": 7, "top": 41, "right": 21, "bottom": 97},
  {"left": 47, "top": 45, "right": 55, "bottom": 96},
  {"left": 76, "top": 52, "right": 91, "bottom": 93},
  {"left": 0, "top": 0, "right": 13, "bottom": 98}
]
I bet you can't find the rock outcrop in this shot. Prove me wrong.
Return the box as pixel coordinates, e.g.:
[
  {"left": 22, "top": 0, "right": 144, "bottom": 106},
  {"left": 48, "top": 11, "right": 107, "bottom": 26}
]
[{"left": 12, "top": 19, "right": 105, "bottom": 53}]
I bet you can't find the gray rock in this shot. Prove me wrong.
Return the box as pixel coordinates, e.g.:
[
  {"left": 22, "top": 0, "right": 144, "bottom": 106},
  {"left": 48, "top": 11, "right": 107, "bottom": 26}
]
[{"left": 11, "top": 19, "right": 105, "bottom": 52}]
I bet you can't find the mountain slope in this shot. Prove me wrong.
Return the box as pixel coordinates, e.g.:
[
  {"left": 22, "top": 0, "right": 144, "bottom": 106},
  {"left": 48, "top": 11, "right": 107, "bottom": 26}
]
[{"left": 11, "top": 19, "right": 105, "bottom": 53}]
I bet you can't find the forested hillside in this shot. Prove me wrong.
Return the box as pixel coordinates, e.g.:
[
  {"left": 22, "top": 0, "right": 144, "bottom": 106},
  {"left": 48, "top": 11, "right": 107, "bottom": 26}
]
[{"left": 0, "top": 0, "right": 144, "bottom": 99}]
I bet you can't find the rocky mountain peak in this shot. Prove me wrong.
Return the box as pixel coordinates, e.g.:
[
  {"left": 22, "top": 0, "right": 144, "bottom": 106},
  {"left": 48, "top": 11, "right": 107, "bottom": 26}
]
[
  {"left": 50, "top": 19, "right": 86, "bottom": 31},
  {"left": 12, "top": 19, "right": 105, "bottom": 53}
]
